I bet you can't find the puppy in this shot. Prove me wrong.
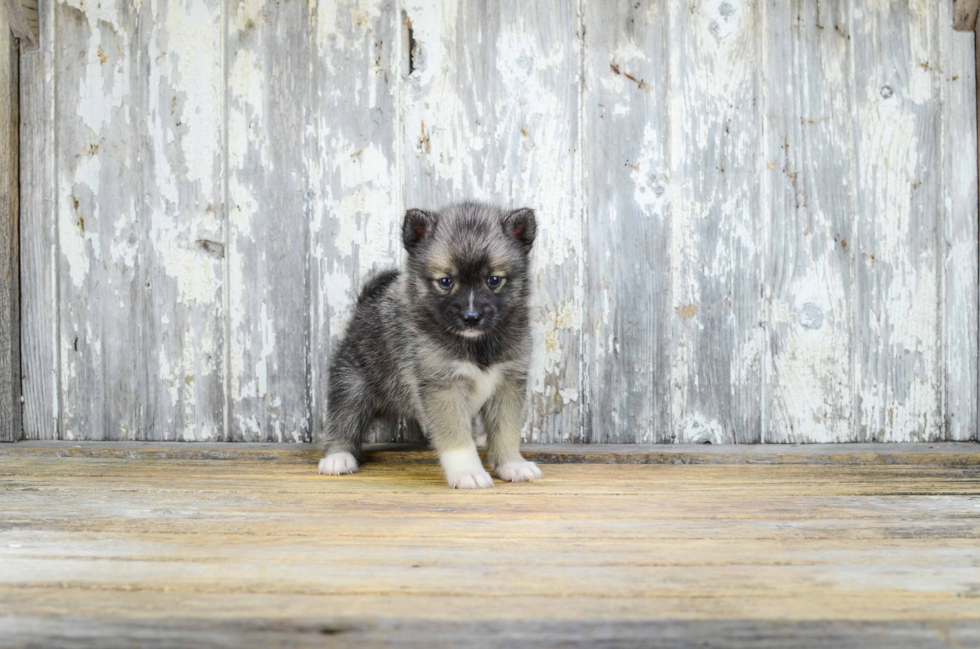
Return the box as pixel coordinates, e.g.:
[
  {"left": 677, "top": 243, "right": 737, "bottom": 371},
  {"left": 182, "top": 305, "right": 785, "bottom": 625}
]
[{"left": 317, "top": 202, "right": 543, "bottom": 488}]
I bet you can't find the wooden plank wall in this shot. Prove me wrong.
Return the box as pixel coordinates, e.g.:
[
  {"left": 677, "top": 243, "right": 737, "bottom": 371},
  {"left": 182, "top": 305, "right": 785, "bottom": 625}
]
[
  {"left": 1, "top": 2, "right": 20, "bottom": 442},
  {"left": 948, "top": 2, "right": 980, "bottom": 442},
  {"left": 583, "top": 2, "right": 671, "bottom": 443},
  {"left": 16, "top": 0, "right": 980, "bottom": 444},
  {"left": 18, "top": 0, "right": 55, "bottom": 440}
]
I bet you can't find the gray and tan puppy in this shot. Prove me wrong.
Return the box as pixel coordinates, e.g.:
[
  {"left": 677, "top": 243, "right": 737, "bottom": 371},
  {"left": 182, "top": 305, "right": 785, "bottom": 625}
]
[{"left": 318, "top": 202, "right": 542, "bottom": 488}]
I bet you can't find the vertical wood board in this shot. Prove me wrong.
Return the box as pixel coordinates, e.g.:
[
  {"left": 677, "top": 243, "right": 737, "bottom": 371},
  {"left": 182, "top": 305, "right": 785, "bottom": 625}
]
[
  {"left": 852, "top": 1, "right": 945, "bottom": 442},
  {"left": 668, "top": 0, "right": 765, "bottom": 443},
  {"left": 19, "top": 0, "right": 57, "bottom": 440},
  {"left": 139, "top": 0, "right": 226, "bottom": 441},
  {"left": 0, "top": 19, "right": 19, "bottom": 442},
  {"left": 226, "top": 0, "right": 311, "bottom": 442},
  {"left": 582, "top": 1, "right": 671, "bottom": 443},
  {"left": 944, "top": 17, "right": 978, "bottom": 441},
  {"left": 764, "top": 0, "right": 855, "bottom": 443},
  {"left": 56, "top": 0, "right": 144, "bottom": 441}
]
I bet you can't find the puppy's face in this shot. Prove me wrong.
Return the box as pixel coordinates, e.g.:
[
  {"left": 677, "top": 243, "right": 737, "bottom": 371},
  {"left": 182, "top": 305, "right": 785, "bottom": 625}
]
[{"left": 402, "top": 203, "right": 536, "bottom": 340}]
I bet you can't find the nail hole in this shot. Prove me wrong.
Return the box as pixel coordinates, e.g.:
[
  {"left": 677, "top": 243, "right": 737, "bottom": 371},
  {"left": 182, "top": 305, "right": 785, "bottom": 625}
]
[{"left": 196, "top": 239, "right": 225, "bottom": 259}]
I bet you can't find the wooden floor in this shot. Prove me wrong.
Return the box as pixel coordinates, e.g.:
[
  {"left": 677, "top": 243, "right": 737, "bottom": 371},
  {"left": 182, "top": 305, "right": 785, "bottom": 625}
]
[{"left": 2, "top": 443, "right": 980, "bottom": 648}]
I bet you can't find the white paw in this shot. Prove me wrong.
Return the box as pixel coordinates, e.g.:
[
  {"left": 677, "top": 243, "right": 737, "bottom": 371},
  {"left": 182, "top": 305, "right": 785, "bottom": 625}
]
[
  {"left": 494, "top": 460, "right": 542, "bottom": 483},
  {"left": 448, "top": 469, "right": 495, "bottom": 489},
  {"left": 440, "top": 447, "right": 493, "bottom": 489},
  {"left": 318, "top": 452, "right": 358, "bottom": 475}
]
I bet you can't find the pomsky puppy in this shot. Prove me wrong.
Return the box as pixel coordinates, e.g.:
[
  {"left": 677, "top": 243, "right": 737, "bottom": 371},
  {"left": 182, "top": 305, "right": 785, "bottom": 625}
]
[{"left": 317, "top": 202, "right": 543, "bottom": 488}]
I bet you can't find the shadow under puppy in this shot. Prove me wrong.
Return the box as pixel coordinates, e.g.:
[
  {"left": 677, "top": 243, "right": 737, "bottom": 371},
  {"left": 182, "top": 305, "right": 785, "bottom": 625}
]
[{"left": 318, "top": 202, "right": 543, "bottom": 488}]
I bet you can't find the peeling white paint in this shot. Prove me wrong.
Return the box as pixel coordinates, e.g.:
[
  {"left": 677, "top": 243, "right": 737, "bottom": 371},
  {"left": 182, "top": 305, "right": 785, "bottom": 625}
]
[
  {"left": 164, "top": 246, "right": 221, "bottom": 304},
  {"left": 59, "top": 169, "right": 101, "bottom": 289},
  {"left": 72, "top": 22, "right": 130, "bottom": 133}
]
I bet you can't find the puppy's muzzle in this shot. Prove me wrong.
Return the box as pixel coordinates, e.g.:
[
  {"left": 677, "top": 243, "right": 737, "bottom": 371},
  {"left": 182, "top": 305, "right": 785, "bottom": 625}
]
[{"left": 462, "top": 311, "right": 482, "bottom": 325}]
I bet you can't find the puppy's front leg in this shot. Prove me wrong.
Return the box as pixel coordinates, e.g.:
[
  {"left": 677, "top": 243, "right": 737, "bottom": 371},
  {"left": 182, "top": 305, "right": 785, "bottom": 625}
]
[
  {"left": 423, "top": 388, "right": 494, "bottom": 489},
  {"left": 484, "top": 376, "right": 542, "bottom": 483}
]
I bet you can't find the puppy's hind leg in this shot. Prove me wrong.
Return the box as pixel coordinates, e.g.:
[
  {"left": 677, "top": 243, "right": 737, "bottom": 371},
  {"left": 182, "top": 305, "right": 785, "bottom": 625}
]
[{"left": 319, "top": 377, "right": 373, "bottom": 476}]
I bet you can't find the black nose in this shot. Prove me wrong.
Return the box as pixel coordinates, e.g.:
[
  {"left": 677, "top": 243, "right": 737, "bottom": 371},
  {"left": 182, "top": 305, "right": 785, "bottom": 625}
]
[{"left": 462, "top": 311, "right": 482, "bottom": 325}]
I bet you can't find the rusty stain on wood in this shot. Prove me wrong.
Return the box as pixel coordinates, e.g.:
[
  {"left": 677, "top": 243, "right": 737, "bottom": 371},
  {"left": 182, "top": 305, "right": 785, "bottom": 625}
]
[{"left": 609, "top": 62, "right": 648, "bottom": 92}]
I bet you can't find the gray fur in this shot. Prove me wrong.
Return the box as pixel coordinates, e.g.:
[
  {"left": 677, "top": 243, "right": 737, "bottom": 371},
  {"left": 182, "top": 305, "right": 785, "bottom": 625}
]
[{"left": 320, "top": 202, "right": 540, "bottom": 486}]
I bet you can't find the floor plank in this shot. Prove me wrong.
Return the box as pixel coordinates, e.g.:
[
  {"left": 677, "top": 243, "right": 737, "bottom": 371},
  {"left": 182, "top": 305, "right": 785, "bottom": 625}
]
[{"left": 2, "top": 450, "right": 979, "bottom": 647}]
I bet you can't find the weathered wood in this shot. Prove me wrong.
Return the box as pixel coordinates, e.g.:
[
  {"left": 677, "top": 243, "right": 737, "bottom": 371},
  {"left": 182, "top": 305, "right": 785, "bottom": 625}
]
[
  {"left": 226, "top": 0, "right": 311, "bottom": 442},
  {"left": 955, "top": 0, "right": 980, "bottom": 32},
  {"left": 0, "top": 13, "right": 19, "bottom": 442},
  {"left": 764, "top": 1, "right": 855, "bottom": 442},
  {"left": 56, "top": 0, "right": 144, "bottom": 441},
  {"left": 139, "top": 0, "right": 225, "bottom": 440},
  {"left": 852, "top": 2, "right": 945, "bottom": 442},
  {"left": 945, "top": 11, "right": 979, "bottom": 441},
  {"left": 308, "top": 0, "right": 416, "bottom": 445},
  {"left": 17, "top": 0, "right": 36, "bottom": 42},
  {"left": 401, "top": 0, "right": 583, "bottom": 442},
  {"left": 1, "top": 454, "right": 980, "bottom": 647},
  {"left": 1, "top": 0, "right": 35, "bottom": 48},
  {"left": 3, "top": 618, "right": 979, "bottom": 649},
  {"left": 18, "top": 0, "right": 56, "bottom": 439},
  {"left": 669, "top": 0, "right": 764, "bottom": 443},
  {"left": 14, "top": 0, "right": 980, "bottom": 444},
  {"left": 3, "top": 440, "right": 980, "bottom": 466},
  {"left": 582, "top": 2, "right": 670, "bottom": 443}
]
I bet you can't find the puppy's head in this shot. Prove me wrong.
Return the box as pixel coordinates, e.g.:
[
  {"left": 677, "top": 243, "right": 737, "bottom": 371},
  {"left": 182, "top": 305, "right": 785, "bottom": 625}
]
[{"left": 402, "top": 202, "right": 536, "bottom": 340}]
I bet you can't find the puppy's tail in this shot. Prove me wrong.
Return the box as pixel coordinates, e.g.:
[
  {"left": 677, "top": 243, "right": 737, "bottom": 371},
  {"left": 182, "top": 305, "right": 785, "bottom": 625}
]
[{"left": 357, "top": 269, "right": 399, "bottom": 305}]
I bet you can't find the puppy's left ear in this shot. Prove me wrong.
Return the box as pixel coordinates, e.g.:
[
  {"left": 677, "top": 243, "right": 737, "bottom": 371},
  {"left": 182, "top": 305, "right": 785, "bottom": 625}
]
[{"left": 502, "top": 207, "right": 536, "bottom": 253}]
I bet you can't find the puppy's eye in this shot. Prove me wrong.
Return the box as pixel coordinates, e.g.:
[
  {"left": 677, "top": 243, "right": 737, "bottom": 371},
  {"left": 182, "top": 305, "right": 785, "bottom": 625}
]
[
  {"left": 438, "top": 278, "right": 454, "bottom": 289},
  {"left": 487, "top": 276, "right": 502, "bottom": 288}
]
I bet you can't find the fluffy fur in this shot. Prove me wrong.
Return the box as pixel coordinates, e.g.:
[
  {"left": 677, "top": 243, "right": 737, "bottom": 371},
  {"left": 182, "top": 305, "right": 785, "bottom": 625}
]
[{"left": 318, "top": 202, "right": 542, "bottom": 488}]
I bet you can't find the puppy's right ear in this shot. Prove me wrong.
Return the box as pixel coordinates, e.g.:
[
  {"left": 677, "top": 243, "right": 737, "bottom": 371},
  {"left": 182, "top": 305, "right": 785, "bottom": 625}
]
[{"left": 402, "top": 208, "right": 436, "bottom": 253}]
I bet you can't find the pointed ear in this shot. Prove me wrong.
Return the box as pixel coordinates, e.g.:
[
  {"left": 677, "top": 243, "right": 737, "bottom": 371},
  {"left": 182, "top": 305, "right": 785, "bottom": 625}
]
[
  {"left": 402, "top": 208, "right": 436, "bottom": 253},
  {"left": 502, "top": 207, "right": 536, "bottom": 253}
]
